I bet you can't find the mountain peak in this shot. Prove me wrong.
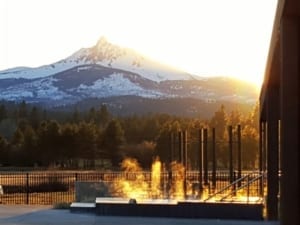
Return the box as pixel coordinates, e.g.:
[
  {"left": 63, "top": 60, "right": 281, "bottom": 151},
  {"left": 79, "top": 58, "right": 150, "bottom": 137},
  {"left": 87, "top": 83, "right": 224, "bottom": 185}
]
[
  {"left": 95, "top": 36, "right": 109, "bottom": 49},
  {"left": 86, "top": 36, "right": 124, "bottom": 63}
]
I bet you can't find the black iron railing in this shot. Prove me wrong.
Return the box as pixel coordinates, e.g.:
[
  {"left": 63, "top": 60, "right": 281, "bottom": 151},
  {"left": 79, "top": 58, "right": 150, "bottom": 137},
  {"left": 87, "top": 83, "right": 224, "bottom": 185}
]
[{"left": 0, "top": 170, "right": 264, "bottom": 205}]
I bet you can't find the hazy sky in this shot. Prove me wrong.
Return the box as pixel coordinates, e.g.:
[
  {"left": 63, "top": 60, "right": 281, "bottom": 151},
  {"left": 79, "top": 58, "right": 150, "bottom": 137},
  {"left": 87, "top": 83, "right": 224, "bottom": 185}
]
[{"left": 0, "top": 0, "right": 277, "bottom": 87}]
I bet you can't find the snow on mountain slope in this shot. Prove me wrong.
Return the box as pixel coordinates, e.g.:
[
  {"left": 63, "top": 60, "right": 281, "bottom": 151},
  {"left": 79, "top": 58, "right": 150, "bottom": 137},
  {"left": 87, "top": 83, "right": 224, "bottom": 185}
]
[
  {"left": 0, "top": 64, "right": 167, "bottom": 106},
  {"left": 0, "top": 57, "right": 85, "bottom": 80},
  {"left": 0, "top": 37, "right": 194, "bottom": 82},
  {"left": 73, "top": 73, "right": 163, "bottom": 98},
  {"left": 0, "top": 67, "right": 32, "bottom": 73},
  {"left": 1, "top": 77, "right": 73, "bottom": 102}
]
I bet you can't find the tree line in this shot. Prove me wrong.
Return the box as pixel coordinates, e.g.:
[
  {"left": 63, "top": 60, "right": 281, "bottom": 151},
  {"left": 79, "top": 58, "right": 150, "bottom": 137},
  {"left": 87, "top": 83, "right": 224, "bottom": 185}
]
[{"left": 0, "top": 101, "right": 259, "bottom": 170}]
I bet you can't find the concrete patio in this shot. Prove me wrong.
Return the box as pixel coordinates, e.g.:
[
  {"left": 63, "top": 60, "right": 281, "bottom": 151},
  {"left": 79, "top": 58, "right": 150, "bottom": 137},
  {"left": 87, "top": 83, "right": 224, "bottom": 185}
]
[{"left": 0, "top": 205, "right": 279, "bottom": 225}]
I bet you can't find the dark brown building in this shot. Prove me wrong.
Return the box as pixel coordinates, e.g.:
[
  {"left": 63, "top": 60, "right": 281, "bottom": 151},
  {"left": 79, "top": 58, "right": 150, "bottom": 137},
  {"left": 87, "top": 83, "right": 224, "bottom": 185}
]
[{"left": 260, "top": 0, "right": 299, "bottom": 224}]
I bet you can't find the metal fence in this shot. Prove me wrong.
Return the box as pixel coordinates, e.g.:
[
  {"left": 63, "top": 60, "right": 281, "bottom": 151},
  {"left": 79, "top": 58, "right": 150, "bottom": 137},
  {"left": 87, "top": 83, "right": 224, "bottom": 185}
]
[{"left": 0, "top": 170, "right": 263, "bottom": 205}]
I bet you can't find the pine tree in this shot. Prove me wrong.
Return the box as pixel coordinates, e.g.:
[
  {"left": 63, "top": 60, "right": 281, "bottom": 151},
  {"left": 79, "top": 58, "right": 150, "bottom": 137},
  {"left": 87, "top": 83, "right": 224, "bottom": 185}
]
[
  {"left": 22, "top": 126, "right": 38, "bottom": 166},
  {"left": 29, "top": 106, "right": 41, "bottom": 129},
  {"left": 98, "top": 104, "right": 111, "bottom": 127},
  {"left": 36, "top": 120, "right": 61, "bottom": 166},
  {"left": 0, "top": 104, "right": 7, "bottom": 122},
  {"left": 210, "top": 105, "right": 228, "bottom": 140},
  {"left": 102, "top": 119, "right": 125, "bottom": 166},
  {"left": 242, "top": 125, "right": 259, "bottom": 169},
  {"left": 0, "top": 134, "right": 8, "bottom": 165},
  {"left": 155, "top": 120, "right": 181, "bottom": 162},
  {"left": 228, "top": 109, "right": 242, "bottom": 127},
  {"left": 72, "top": 108, "right": 80, "bottom": 123},
  {"left": 18, "top": 100, "right": 28, "bottom": 119},
  {"left": 87, "top": 107, "right": 96, "bottom": 123},
  {"left": 76, "top": 122, "right": 97, "bottom": 160}
]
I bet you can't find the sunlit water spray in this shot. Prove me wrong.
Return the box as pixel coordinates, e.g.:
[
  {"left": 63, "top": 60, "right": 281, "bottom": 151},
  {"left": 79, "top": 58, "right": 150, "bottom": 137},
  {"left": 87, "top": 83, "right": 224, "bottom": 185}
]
[
  {"left": 110, "top": 157, "right": 261, "bottom": 203},
  {"left": 151, "top": 158, "right": 162, "bottom": 198},
  {"left": 112, "top": 158, "right": 189, "bottom": 201},
  {"left": 169, "top": 161, "right": 185, "bottom": 200},
  {"left": 112, "top": 158, "right": 149, "bottom": 200}
]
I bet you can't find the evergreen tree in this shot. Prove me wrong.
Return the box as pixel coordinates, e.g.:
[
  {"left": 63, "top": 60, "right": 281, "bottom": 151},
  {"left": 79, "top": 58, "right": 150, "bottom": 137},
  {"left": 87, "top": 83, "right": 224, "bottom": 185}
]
[
  {"left": 0, "top": 104, "right": 7, "bottom": 122},
  {"left": 239, "top": 103, "right": 259, "bottom": 169},
  {"left": 0, "top": 134, "right": 8, "bottom": 165},
  {"left": 60, "top": 123, "right": 79, "bottom": 163},
  {"left": 29, "top": 106, "right": 41, "bottom": 129},
  {"left": 210, "top": 105, "right": 228, "bottom": 168},
  {"left": 156, "top": 120, "right": 181, "bottom": 162},
  {"left": 0, "top": 118, "right": 17, "bottom": 139},
  {"left": 210, "top": 105, "right": 228, "bottom": 140},
  {"left": 22, "top": 126, "right": 38, "bottom": 166},
  {"left": 10, "top": 128, "right": 25, "bottom": 165},
  {"left": 228, "top": 109, "right": 242, "bottom": 127},
  {"left": 76, "top": 122, "right": 97, "bottom": 160},
  {"left": 87, "top": 107, "right": 96, "bottom": 123},
  {"left": 72, "top": 108, "right": 80, "bottom": 123},
  {"left": 18, "top": 100, "right": 28, "bottom": 119},
  {"left": 42, "top": 109, "right": 48, "bottom": 121},
  {"left": 102, "top": 119, "right": 125, "bottom": 166},
  {"left": 143, "top": 117, "right": 160, "bottom": 141},
  {"left": 17, "top": 119, "right": 29, "bottom": 133},
  {"left": 36, "top": 120, "right": 61, "bottom": 166},
  {"left": 11, "top": 128, "right": 24, "bottom": 148},
  {"left": 249, "top": 102, "right": 259, "bottom": 132},
  {"left": 97, "top": 104, "right": 111, "bottom": 127},
  {"left": 242, "top": 125, "right": 259, "bottom": 169}
]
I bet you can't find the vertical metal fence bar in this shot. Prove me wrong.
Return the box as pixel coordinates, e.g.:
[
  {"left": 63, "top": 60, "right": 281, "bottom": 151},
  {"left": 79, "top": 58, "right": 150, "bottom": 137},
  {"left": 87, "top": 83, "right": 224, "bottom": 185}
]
[
  {"left": 212, "top": 128, "right": 216, "bottom": 189},
  {"left": 237, "top": 125, "right": 242, "bottom": 188},
  {"left": 228, "top": 125, "right": 234, "bottom": 183},
  {"left": 198, "top": 129, "right": 203, "bottom": 196},
  {"left": 203, "top": 129, "right": 208, "bottom": 185},
  {"left": 247, "top": 175, "right": 250, "bottom": 203}
]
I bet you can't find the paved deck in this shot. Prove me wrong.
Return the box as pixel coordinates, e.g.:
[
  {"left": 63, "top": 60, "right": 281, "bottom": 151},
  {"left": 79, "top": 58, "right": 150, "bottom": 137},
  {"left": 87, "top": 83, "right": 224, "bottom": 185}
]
[{"left": 0, "top": 205, "right": 280, "bottom": 225}]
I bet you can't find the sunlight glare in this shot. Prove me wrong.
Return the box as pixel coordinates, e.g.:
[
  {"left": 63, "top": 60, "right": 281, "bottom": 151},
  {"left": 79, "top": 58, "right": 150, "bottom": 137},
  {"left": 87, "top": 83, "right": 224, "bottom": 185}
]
[{"left": 1, "top": 0, "right": 277, "bottom": 87}]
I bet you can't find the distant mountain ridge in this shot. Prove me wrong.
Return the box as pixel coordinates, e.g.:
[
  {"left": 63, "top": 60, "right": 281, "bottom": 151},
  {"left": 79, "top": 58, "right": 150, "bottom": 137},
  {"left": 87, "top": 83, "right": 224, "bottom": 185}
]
[{"left": 0, "top": 37, "right": 258, "bottom": 116}]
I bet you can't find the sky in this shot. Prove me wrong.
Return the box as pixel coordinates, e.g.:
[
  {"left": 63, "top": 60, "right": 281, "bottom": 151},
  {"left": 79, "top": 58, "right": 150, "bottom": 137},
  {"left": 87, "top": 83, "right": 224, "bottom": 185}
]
[{"left": 0, "top": 0, "right": 277, "bottom": 88}]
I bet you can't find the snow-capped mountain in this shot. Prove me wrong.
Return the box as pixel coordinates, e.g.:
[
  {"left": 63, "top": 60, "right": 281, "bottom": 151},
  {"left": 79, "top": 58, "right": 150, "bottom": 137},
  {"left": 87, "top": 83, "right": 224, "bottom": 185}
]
[
  {"left": 0, "top": 37, "right": 194, "bottom": 82},
  {"left": 0, "top": 37, "right": 258, "bottom": 112}
]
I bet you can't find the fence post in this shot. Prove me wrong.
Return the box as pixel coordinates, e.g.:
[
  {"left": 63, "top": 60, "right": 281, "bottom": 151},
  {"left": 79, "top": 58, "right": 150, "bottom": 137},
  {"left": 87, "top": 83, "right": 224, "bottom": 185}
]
[
  {"left": 233, "top": 171, "right": 236, "bottom": 196},
  {"left": 183, "top": 130, "right": 188, "bottom": 199},
  {"left": 228, "top": 125, "right": 234, "bottom": 183},
  {"left": 247, "top": 175, "right": 250, "bottom": 204},
  {"left": 178, "top": 131, "right": 182, "bottom": 163},
  {"left": 212, "top": 128, "right": 216, "bottom": 189},
  {"left": 203, "top": 129, "right": 208, "bottom": 185},
  {"left": 237, "top": 125, "right": 242, "bottom": 187},
  {"left": 198, "top": 129, "right": 203, "bottom": 197},
  {"left": 26, "top": 173, "right": 29, "bottom": 204},
  {"left": 259, "top": 122, "right": 264, "bottom": 197},
  {"left": 168, "top": 133, "right": 173, "bottom": 199}
]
